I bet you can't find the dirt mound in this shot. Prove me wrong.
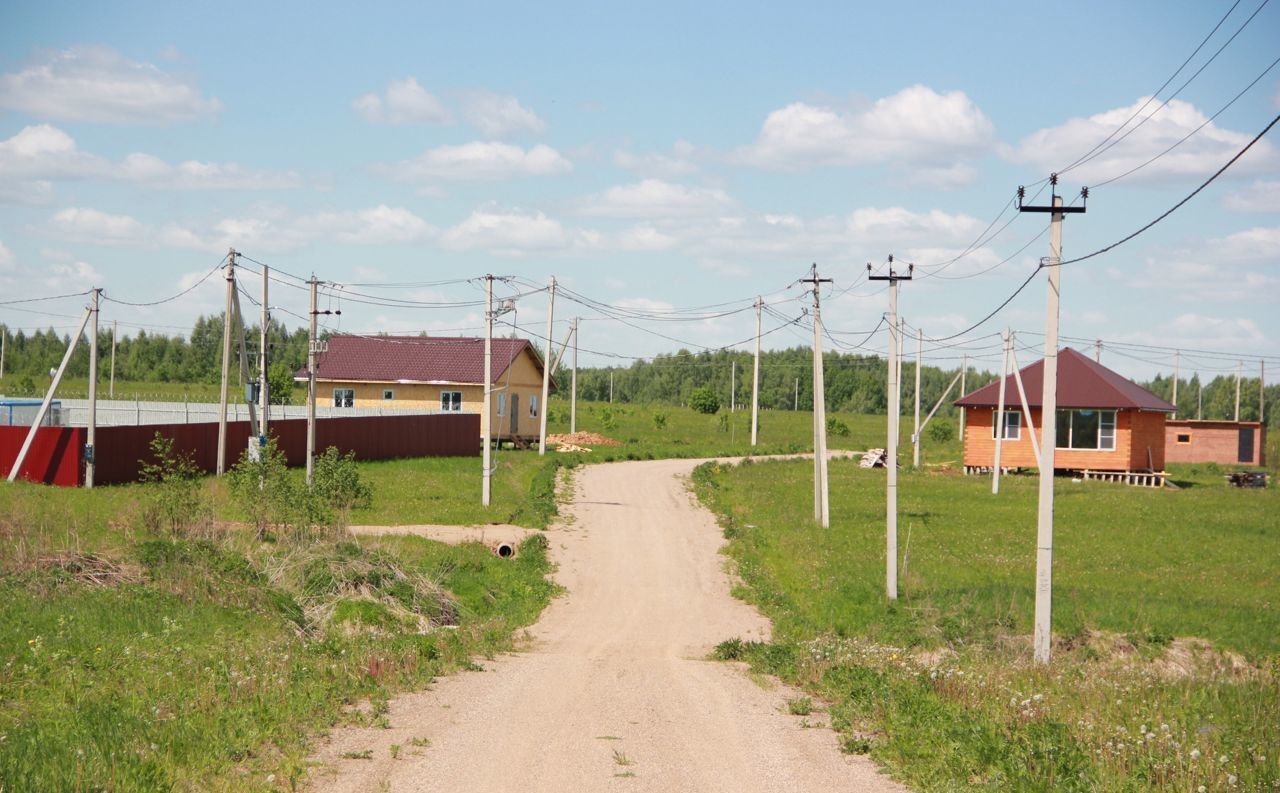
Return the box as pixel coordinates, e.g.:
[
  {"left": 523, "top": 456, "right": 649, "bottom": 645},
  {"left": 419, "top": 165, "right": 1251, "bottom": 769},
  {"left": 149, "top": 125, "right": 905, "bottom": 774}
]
[{"left": 547, "top": 431, "right": 622, "bottom": 449}]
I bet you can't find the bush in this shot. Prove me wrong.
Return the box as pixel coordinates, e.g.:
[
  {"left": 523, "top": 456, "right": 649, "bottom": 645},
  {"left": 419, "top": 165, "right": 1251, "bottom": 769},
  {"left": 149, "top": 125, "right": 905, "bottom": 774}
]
[
  {"left": 928, "top": 419, "right": 954, "bottom": 443},
  {"left": 311, "top": 447, "right": 372, "bottom": 521},
  {"left": 227, "top": 438, "right": 298, "bottom": 540},
  {"left": 652, "top": 411, "right": 668, "bottom": 430},
  {"left": 826, "top": 416, "right": 850, "bottom": 437},
  {"left": 689, "top": 386, "right": 720, "bottom": 415},
  {"left": 138, "top": 433, "right": 207, "bottom": 535},
  {"left": 600, "top": 408, "right": 617, "bottom": 431}
]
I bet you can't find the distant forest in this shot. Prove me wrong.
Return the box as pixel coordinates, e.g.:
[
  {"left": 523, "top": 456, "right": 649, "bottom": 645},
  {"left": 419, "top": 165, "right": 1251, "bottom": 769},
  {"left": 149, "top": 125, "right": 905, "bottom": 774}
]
[{"left": 0, "top": 318, "right": 1274, "bottom": 427}]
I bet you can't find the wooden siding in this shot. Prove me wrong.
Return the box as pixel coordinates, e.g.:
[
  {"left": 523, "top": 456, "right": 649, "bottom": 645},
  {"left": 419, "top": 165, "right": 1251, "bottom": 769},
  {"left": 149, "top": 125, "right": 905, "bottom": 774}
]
[{"left": 963, "top": 407, "right": 1168, "bottom": 471}]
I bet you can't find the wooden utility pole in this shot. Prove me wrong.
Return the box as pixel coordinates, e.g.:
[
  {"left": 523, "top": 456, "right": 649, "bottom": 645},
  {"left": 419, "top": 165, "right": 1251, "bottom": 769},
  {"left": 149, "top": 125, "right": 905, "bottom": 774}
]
[
  {"left": 109, "top": 320, "right": 117, "bottom": 399},
  {"left": 751, "top": 297, "right": 761, "bottom": 447},
  {"left": 538, "top": 278, "right": 555, "bottom": 455},
  {"left": 868, "top": 257, "right": 912, "bottom": 599},
  {"left": 801, "top": 265, "right": 832, "bottom": 528},
  {"left": 259, "top": 264, "right": 270, "bottom": 443},
  {"left": 912, "top": 328, "right": 922, "bottom": 468},
  {"left": 570, "top": 318, "right": 579, "bottom": 434},
  {"left": 217, "top": 251, "right": 236, "bottom": 475},
  {"left": 1017, "top": 177, "right": 1087, "bottom": 665},
  {"left": 85, "top": 288, "right": 100, "bottom": 489},
  {"left": 958, "top": 354, "right": 967, "bottom": 441},
  {"left": 992, "top": 329, "right": 1011, "bottom": 494},
  {"left": 483, "top": 275, "right": 494, "bottom": 507},
  {"left": 8, "top": 307, "right": 91, "bottom": 482}
]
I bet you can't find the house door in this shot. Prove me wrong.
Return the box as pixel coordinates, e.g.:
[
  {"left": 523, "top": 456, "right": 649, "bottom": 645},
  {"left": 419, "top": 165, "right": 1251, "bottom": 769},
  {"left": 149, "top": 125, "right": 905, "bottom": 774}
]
[
  {"left": 1238, "top": 427, "right": 1254, "bottom": 464},
  {"left": 510, "top": 394, "right": 520, "bottom": 435}
]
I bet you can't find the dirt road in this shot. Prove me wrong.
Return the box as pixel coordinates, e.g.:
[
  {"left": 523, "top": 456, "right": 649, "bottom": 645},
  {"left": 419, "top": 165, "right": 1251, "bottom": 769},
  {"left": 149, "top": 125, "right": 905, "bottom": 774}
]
[{"left": 311, "top": 458, "right": 906, "bottom": 792}]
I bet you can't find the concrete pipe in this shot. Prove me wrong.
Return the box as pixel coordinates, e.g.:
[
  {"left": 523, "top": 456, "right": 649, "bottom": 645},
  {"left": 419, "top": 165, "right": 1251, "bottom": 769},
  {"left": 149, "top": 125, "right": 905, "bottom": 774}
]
[{"left": 493, "top": 541, "right": 517, "bottom": 559}]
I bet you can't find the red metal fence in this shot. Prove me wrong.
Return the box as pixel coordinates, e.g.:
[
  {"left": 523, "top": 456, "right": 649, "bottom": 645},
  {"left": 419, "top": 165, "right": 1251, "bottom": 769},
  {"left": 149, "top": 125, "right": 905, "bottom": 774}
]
[{"left": 0, "top": 413, "right": 479, "bottom": 487}]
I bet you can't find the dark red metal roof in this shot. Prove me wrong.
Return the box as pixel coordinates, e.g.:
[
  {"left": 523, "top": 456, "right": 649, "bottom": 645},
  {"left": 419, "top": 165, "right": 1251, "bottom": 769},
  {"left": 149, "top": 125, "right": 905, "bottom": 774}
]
[
  {"left": 955, "top": 347, "right": 1176, "bottom": 411},
  {"left": 295, "top": 335, "right": 550, "bottom": 386}
]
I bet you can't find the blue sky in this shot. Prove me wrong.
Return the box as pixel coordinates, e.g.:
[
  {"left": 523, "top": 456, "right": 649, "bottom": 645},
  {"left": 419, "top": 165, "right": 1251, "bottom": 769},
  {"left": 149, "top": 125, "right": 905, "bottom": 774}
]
[{"left": 1, "top": 1, "right": 1277, "bottom": 382}]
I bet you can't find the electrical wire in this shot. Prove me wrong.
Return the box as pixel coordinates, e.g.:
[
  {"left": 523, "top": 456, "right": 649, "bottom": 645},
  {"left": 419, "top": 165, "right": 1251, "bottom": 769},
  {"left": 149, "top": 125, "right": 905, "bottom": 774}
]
[{"left": 101, "top": 257, "right": 227, "bottom": 307}]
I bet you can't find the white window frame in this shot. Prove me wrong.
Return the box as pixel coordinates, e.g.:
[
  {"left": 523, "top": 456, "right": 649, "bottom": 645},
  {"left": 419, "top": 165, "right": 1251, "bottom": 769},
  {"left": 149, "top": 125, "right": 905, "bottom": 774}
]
[
  {"left": 382, "top": 389, "right": 395, "bottom": 401},
  {"left": 333, "top": 388, "right": 354, "bottom": 408},
  {"left": 497, "top": 393, "right": 506, "bottom": 416},
  {"left": 991, "top": 409, "right": 1021, "bottom": 441},
  {"left": 529, "top": 394, "right": 539, "bottom": 418},
  {"left": 441, "top": 390, "right": 462, "bottom": 412}
]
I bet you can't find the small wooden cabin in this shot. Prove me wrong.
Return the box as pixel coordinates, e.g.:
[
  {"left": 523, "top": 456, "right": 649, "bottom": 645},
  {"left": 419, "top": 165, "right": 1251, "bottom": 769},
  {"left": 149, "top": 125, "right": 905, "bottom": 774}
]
[
  {"left": 955, "top": 348, "right": 1176, "bottom": 476},
  {"left": 1165, "top": 419, "right": 1266, "bottom": 467},
  {"left": 295, "top": 335, "right": 554, "bottom": 444}
]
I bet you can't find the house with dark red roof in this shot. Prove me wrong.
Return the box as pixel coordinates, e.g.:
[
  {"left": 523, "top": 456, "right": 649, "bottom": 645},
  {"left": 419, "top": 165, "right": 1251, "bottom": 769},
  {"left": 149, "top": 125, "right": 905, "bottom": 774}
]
[
  {"left": 954, "top": 348, "right": 1176, "bottom": 475},
  {"left": 295, "top": 335, "right": 553, "bottom": 442}
]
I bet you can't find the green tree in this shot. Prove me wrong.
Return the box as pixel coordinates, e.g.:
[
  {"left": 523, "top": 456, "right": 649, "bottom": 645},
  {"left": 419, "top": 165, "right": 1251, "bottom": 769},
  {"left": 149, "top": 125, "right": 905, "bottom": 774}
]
[{"left": 689, "top": 386, "right": 720, "bottom": 414}]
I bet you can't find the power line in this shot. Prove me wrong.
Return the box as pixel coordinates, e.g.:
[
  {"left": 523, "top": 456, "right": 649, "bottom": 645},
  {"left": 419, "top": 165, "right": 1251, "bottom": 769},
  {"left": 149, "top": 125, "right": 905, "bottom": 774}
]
[{"left": 100, "top": 257, "right": 227, "bottom": 307}]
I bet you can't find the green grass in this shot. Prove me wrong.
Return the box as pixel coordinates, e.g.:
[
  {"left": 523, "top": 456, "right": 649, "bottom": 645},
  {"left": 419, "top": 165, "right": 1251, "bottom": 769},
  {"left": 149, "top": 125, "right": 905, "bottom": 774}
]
[
  {"left": 0, "top": 473, "right": 559, "bottom": 791},
  {"left": 696, "top": 459, "right": 1280, "bottom": 791}
]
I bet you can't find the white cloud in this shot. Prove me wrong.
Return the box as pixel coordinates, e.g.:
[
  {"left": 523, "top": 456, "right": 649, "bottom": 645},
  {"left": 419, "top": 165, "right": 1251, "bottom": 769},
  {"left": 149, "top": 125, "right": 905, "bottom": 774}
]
[
  {"left": 383, "top": 142, "right": 572, "bottom": 182},
  {"left": 461, "top": 91, "right": 546, "bottom": 137},
  {"left": 1214, "top": 226, "right": 1280, "bottom": 261},
  {"left": 1121, "top": 227, "right": 1280, "bottom": 303},
  {"left": 734, "top": 85, "right": 994, "bottom": 177},
  {"left": 0, "top": 240, "right": 14, "bottom": 271},
  {"left": 0, "top": 125, "right": 300, "bottom": 190},
  {"left": 0, "top": 45, "right": 221, "bottom": 124},
  {"left": 1008, "top": 97, "right": 1277, "bottom": 185},
  {"left": 441, "top": 207, "right": 573, "bottom": 255},
  {"left": 300, "top": 205, "right": 435, "bottom": 244},
  {"left": 579, "top": 179, "right": 733, "bottom": 218},
  {"left": 847, "top": 206, "right": 983, "bottom": 243},
  {"left": 1224, "top": 180, "right": 1280, "bottom": 212},
  {"left": 614, "top": 141, "right": 698, "bottom": 177},
  {"left": 48, "top": 207, "right": 148, "bottom": 245},
  {"left": 616, "top": 224, "right": 678, "bottom": 251},
  {"left": 0, "top": 179, "right": 54, "bottom": 205},
  {"left": 353, "top": 77, "right": 450, "bottom": 125}
]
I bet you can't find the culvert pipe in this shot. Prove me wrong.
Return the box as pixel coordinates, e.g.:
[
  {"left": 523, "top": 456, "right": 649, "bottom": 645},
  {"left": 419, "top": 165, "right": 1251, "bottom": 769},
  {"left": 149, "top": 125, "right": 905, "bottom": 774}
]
[{"left": 493, "top": 541, "right": 517, "bottom": 559}]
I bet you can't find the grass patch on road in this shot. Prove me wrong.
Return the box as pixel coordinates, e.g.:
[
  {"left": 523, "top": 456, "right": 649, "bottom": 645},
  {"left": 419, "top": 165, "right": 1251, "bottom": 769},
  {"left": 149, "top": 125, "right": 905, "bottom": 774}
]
[{"left": 696, "top": 458, "right": 1280, "bottom": 791}]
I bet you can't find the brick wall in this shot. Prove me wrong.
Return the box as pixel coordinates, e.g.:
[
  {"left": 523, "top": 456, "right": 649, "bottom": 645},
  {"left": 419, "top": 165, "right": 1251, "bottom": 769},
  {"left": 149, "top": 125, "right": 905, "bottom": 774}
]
[{"left": 1165, "top": 420, "right": 1265, "bottom": 466}]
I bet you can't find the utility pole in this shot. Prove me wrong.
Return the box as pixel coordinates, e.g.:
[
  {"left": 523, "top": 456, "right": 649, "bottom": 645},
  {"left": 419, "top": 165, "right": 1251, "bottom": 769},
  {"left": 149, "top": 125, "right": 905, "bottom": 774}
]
[
  {"left": 912, "top": 327, "right": 922, "bottom": 468},
  {"left": 1017, "top": 176, "right": 1087, "bottom": 665},
  {"left": 992, "top": 329, "right": 1011, "bottom": 495},
  {"left": 217, "top": 250, "right": 236, "bottom": 476},
  {"left": 958, "top": 354, "right": 967, "bottom": 441},
  {"left": 0, "top": 324, "right": 6, "bottom": 381},
  {"left": 610, "top": 371, "right": 614, "bottom": 404},
  {"left": 1172, "top": 350, "right": 1180, "bottom": 417},
  {"left": 1235, "top": 361, "right": 1242, "bottom": 421},
  {"left": 304, "top": 277, "right": 337, "bottom": 484},
  {"left": 868, "top": 256, "right": 912, "bottom": 599},
  {"left": 571, "top": 318, "right": 579, "bottom": 434},
  {"left": 85, "top": 288, "right": 100, "bottom": 489},
  {"left": 794, "top": 378, "right": 799, "bottom": 411},
  {"left": 801, "top": 265, "right": 832, "bottom": 528},
  {"left": 1261, "top": 361, "right": 1266, "bottom": 424},
  {"left": 109, "top": 320, "right": 117, "bottom": 399},
  {"left": 259, "top": 263, "right": 270, "bottom": 444},
  {"left": 8, "top": 306, "right": 91, "bottom": 482},
  {"left": 483, "top": 275, "right": 494, "bottom": 506},
  {"left": 1095, "top": 339, "right": 1101, "bottom": 363},
  {"left": 538, "top": 278, "right": 555, "bottom": 455},
  {"left": 752, "top": 297, "right": 761, "bottom": 447}
]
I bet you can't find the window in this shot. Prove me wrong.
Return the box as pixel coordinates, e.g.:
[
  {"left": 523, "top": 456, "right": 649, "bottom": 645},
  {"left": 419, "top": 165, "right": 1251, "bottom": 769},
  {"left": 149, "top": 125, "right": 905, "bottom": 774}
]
[
  {"left": 1056, "top": 409, "right": 1116, "bottom": 450},
  {"left": 1176, "top": 433, "right": 1191, "bottom": 444},
  {"left": 441, "top": 391, "right": 462, "bottom": 412},
  {"left": 529, "top": 394, "right": 539, "bottom": 418},
  {"left": 382, "top": 389, "right": 395, "bottom": 401},
  {"left": 990, "top": 410, "right": 1021, "bottom": 440},
  {"left": 497, "top": 393, "right": 506, "bottom": 416},
  {"left": 333, "top": 388, "right": 354, "bottom": 408}
]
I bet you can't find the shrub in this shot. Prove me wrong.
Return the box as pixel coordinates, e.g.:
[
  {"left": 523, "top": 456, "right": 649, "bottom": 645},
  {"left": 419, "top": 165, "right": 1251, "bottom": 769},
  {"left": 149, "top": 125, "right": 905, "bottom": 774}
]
[
  {"left": 652, "top": 411, "right": 668, "bottom": 430},
  {"left": 928, "top": 419, "right": 954, "bottom": 443},
  {"left": 311, "top": 447, "right": 372, "bottom": 521},
  {"left": 689, "top": 386, "right": 720, "bottom": 415},
  {"left": 826, "top": 416, "right": 850, "bottom": 437},
  {"left": 227, "top": 438, "right": 298, "bottom": 540},
  {"left": 138, "top": 433, "right": 206, "bottom": 535},
  {"left": 600, "top": 408, "right": 617, "bottom": 431}
]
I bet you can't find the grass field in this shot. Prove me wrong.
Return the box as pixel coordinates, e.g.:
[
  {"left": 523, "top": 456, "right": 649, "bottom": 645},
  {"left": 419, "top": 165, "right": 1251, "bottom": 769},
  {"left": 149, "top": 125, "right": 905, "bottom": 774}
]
[{"left": 695, "top": 458, "right": 1279, "bottom": 791}]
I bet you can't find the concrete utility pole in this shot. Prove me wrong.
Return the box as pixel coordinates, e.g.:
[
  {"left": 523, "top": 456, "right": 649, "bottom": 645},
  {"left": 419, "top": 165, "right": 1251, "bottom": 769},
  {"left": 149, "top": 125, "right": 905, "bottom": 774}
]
[
  {"left": 259, "top": 263, "right": 270, "bottom": 443},
  {"left": 306, "top": 276, "right": 339, "bottom": 484},
  {"left": 992, "top": 329, "right": 1011, "bottom": 495},
  {"left": 0, "top": 324, "right": 6, "bottom": 381},
  {"left": 958, "top": 354, "right": 967, "bottom": 442},
  {"left": 85, "top": 288, "right": 100, "bottom": 489},
  {"left": 912, "top": 328, "right": 922, "bottom": 468},
  {"left": 571, "top": 318, "right": 579, "bottom": 434},
  {"left": 801, "top": 265, "right": 832, "bottom": 528},
  {"left": 1235, "top": 361, "right": 1242, "bottom": 421},
  {"left": 483, "top": 275, "right": 494, "bottom": 507},
  {"left": 1095, "top": 339, "right": 1101, "bottom": 363},
  {"left": 217, "top": 250, "right": 236, "bottom": 476},
  {"left": 232, "top": 280, "right": 259, "bottom": 439},
  {"left": 752, "top": 297, "right": 761, "bottom": 447},
  {"left": 1017, "top": 177, "right": 1087, "bottom": 665},
  {"left": 1261, "top": 361, "right": 1266, "bottom": 424},
  {"left": 109, "top": 320, "right": 117, "bottom": 399},
  {"left": 538, "top": 277, "right": 555, "bottom": 455},
  {"left": 731, "top": 361, "right": 736, "bottom": 413},
  {"left": 794, "top": 378, "right": 799, "bottom": 411},
  {"left": 868, "top": 257, "right": 912, "bottom": 599},
  {"left": 8, "top": 306, "right": 91, "bottom": 482},
  {"left": 1172, "top": 350, "right": 1180, "bottom": 417}
]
